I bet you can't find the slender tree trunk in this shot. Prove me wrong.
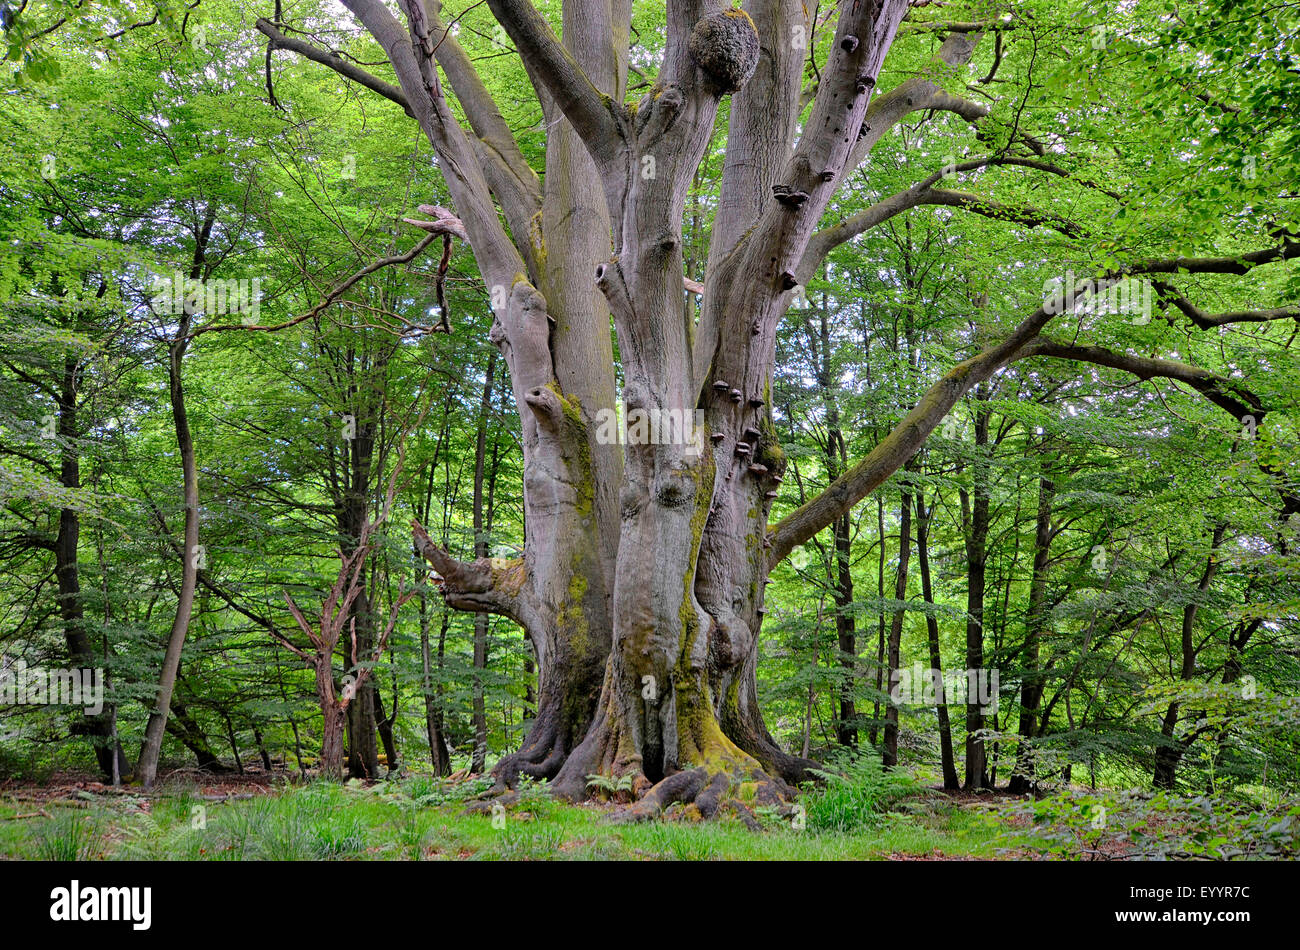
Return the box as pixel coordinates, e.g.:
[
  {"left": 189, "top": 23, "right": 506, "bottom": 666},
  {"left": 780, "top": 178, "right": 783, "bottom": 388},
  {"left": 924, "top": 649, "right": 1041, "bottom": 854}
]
[
  {"left": 1009, "top": 471, "right": 1054, "bottom": 794},
  {"left": 56, "top": 355, "right": 128, "bottom": 780},
  {"left": 374, "top": 686, "right": 399, "bottom": 772},
  {"left": 319, "top": 661, "right": 347, "bottom": 781},
  {"left": 167, "top": 700, "right": 226, "bottom": 772},
  {"left": 471, "top": 351, "right": 497, "bottom": 773},
  {"left": 415, "top": 434, "right": 452, "bottom": 775},
  {"left": 136, "top": 334, "right": 201, "bottom": 787},
  {"left": 1153, "top": 524, "right": 1225, "bottom": 789},
  {"left": 137, "top": 207, "right": 213, "bottom": 788},
  {"left": 915, "top": 486, "right": 958, "bottom": 789},
  {"left": 419, "top": 590, "right": 452, "bottom": 775},
  {"left": 870, "top": 496, "right": 886, "bottom": 745},
  {"left": 221, "top": 711, "right": 244, "bottom": 774},
  {"left": 882, "top": 476, "right": 913, "bottom": 767},
  {"left": 523, "top": 648, "right": 536, "bottom": 710},
  {"left": 832, "top": 510, "right": 857, "bottom": 747},
  {"left": 343, "top": 410, "right": 381, "bottom": 780},
  {"left": 255, "top": 728, "right": 273, "bottom": 772},
  {"left": 961, "top": 397, "right": 992, "bottom": 791},
  {"left": 811, "top": 296, "right": 858, "bottom": 748}
]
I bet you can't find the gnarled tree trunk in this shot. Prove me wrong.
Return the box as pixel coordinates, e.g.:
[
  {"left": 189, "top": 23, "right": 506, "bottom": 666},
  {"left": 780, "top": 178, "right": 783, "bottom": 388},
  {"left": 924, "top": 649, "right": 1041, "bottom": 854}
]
[{"left": 265, "top": 0, "right": 1270, "bottom": 816}]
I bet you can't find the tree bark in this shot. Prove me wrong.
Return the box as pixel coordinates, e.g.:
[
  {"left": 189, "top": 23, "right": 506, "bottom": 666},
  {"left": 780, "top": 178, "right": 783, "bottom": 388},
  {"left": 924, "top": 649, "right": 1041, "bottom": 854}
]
[
  {"left": 809, "top": 292, "right": 858, "bottom": 748},
  {"left": 167, "top": 699, "right": 227, "bottom": 772},
  {"left": 257, "top": 0, "right": 1298, "bottom": 817},
  {"left": 55, "top": 353, "right": 129, "bottom": 780},
  {"left": 1153, "top": 524, "right": 1225, "bottom": 789},
  {"left": 882, "top": 475, "right": 913, "bottom": 767},
  {"left": 960, "top": 393, "right": 992, "bottom": 791},
  {"left": 137, "top": 206, "right": 213, "bottom": 787},
  {"left": 375, "top": 685, "right": 400, "bottom": 773},
  {"left": 1008, "top": 470, "right": 1054, "bottom": 795},
  {"left": 915, "top": 485, "right": 958, "bottom": 789},
  {"left": 419, "top": 589, "right": 452, "bottom": 775},
  {"left": 870, "top": 496, "right": 886, "bottom": 745},
  {"left": 471, "top": 350, "right": 498, "bottom": 773}
]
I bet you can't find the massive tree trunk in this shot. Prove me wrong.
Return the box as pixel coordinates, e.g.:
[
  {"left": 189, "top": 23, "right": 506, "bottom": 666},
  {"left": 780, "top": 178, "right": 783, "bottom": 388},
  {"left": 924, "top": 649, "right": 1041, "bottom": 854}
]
[
  {"left": 379, "top": 0, "right": 948, "bottom": 815},
  {"left": 274, "top": 0, "right": 1281, "bottom": 815}
]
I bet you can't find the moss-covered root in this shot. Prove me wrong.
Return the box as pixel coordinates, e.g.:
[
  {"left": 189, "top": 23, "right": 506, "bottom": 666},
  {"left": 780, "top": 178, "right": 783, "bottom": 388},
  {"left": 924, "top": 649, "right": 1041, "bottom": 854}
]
[{"left": 607, "top": 767, "right": 791, "bottom": 828}]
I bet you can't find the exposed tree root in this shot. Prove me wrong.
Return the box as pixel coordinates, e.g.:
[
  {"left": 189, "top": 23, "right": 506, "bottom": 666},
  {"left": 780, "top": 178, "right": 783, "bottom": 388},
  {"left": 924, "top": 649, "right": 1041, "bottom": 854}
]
[
  {"left": 605, "top": 765, "right": 792, "bottom": 828},
  {"left": 491, "top": 717, "right": 566, "bottom": 790}
]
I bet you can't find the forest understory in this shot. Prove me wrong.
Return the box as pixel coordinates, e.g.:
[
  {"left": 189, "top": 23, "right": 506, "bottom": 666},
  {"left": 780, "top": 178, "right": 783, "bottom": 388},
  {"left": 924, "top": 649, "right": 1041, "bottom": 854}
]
[{"left": 4, "top": 764, "right": 1296, "bottom": 861}]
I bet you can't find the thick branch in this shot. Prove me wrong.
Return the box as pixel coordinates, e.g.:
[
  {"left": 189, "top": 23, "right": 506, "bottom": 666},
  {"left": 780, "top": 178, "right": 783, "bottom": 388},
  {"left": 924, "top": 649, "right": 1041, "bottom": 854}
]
[
  {"left": 769, "top": 241, "right": 1296, "bottom": 565},
  {"left": 484, "top": 0, "right": 624, "bottom": 161},
  {"left": 843, "top": 29, "right": 985, "bottom": 175},
  {"left": 768, "top": 299, "right": 1057, "bottom": 567},
  {"left": 1133, "top": 241, "right": 1300, "bottom": 276},
  {"left": 1014, "top": 340, "right": 1267, "bottom": 421},
  {"left": 1154, "top": 283, "right": 1300, "bottom": 329},
  {"left": 800, "top": 164, "right": 1082, "bottom": 282},
  {"left": 425, "top": 1, "right": 541, "bottom": 216},
  {"left": 412, "top": 519, "right": 523, "bottom": 618},
  {"left": 255, "top": 18, "right": 414, "bottom": 117},
  {"left": 340, "top": 0, "right": 527, "bottom": 292}
]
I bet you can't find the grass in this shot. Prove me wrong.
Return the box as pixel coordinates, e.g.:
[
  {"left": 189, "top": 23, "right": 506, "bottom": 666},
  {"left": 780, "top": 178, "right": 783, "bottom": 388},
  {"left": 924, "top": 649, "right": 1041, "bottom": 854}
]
[{"left": 0, "top": 773, "right": 1025, "bottom": 861}]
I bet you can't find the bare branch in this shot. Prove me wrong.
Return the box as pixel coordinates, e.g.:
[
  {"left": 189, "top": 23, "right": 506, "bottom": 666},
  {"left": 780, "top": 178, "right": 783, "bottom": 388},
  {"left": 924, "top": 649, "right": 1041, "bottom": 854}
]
[
  {"left": 424, "top": 1, "right": 541, "bottom": 216},
  {"left": 255, "top": 18, "right": 414, "bottom": 117},
  {"left": 190, "top": 232, "right": 440, "bottom": 339}
]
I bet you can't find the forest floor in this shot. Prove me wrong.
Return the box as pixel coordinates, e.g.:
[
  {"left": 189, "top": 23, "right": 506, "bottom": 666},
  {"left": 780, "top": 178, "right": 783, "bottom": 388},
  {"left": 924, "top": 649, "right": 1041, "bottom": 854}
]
[{"left": 0, "top": 769, "right": 1292, "bottom": 860}]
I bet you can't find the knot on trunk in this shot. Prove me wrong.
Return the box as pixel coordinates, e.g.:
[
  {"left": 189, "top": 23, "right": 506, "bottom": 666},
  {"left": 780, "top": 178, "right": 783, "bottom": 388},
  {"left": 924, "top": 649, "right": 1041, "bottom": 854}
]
[{"left": 688, "top": 9, "right": 759, "bottom": 93}]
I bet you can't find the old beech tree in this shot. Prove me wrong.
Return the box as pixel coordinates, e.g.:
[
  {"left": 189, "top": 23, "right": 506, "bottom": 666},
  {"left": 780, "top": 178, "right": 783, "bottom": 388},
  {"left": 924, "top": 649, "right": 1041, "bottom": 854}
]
[{"left": 256, "top": 0, "right": 1297, "bottom": 815}]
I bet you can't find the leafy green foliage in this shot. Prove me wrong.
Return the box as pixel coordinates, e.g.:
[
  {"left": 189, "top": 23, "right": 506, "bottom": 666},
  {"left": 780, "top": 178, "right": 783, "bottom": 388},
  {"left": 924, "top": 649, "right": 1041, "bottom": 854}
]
[{"left": 801, "top": 751, "right": 919, "bottom": 833}]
